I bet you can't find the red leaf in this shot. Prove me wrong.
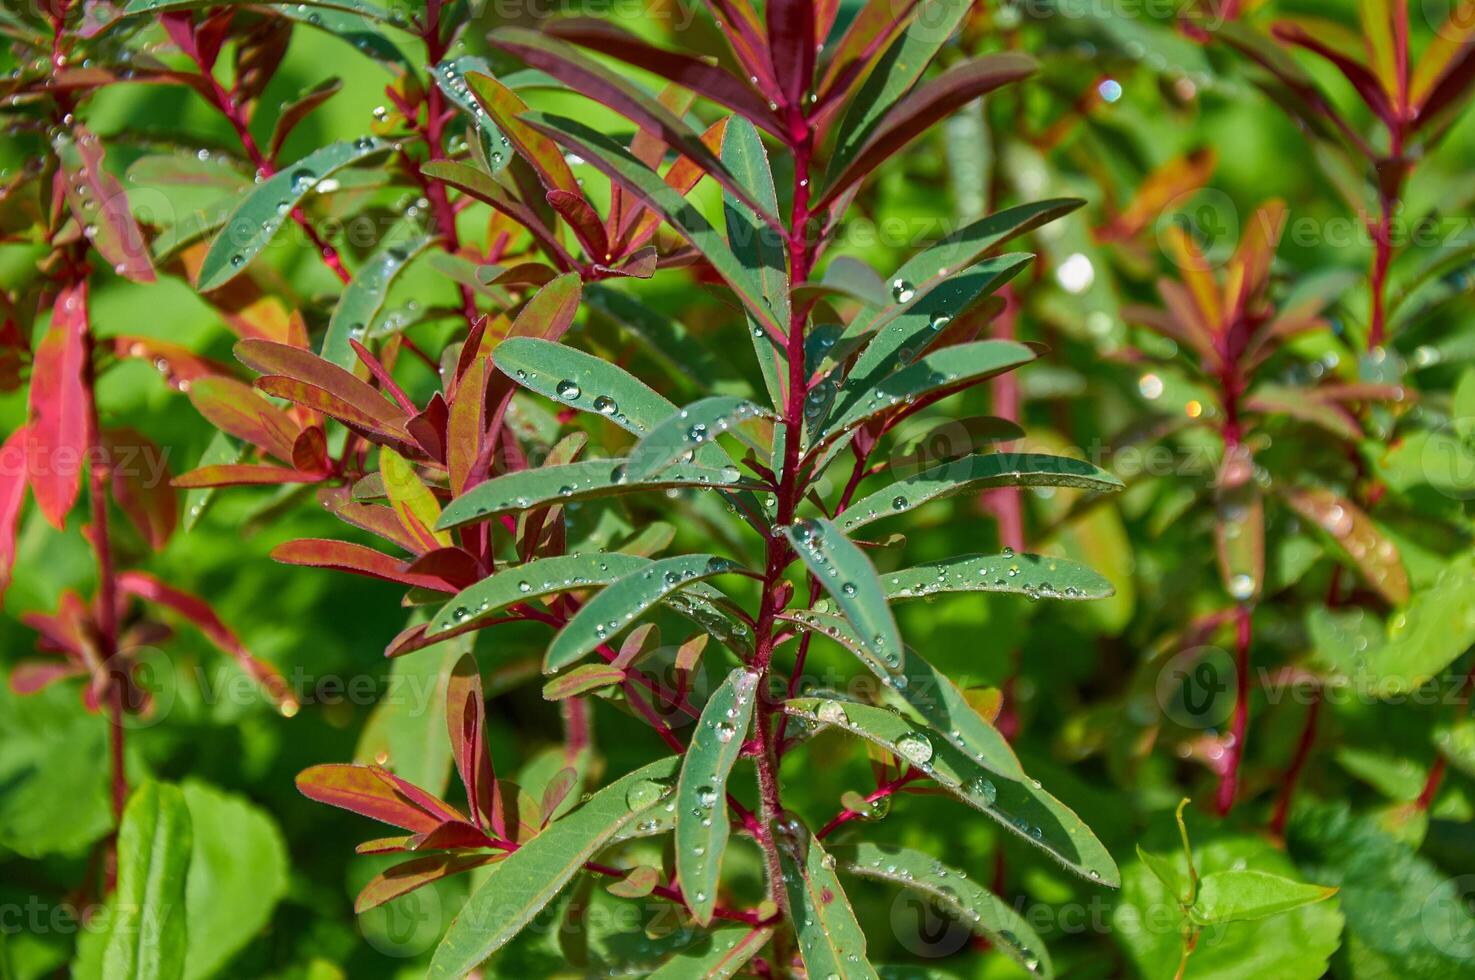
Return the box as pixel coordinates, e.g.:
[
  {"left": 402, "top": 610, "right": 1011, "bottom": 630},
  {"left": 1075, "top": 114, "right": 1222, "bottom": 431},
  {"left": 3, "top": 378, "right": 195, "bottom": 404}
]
[
  {"left": 10, "top": 659, "right": 85, "bottom": 695},
  {"left": 271, "top": 538, "right": 461, "bottom": 591},
  {"left": 296, "top": 763, "right": 448, "bottom": 833},
  {"left": 171, "top": 463, "right": 321, "bottom": 488},
  {"left": 102, "top": 427, "right": 177, "bottom": 551},
  {"left": 406, "top": 392, "right": 449, "bottom": 463},
  {"left": 57, "top": 126, "right": 156, "bottom": 283},
  {"left": 290, "top": 426, "right": 331, "bottom": 475},
  {"left": 402, "top": 548, "right": 480, "bottom": 590},
  {"left": 546, "top": 189, "right": 610, "bottom": 264},
  {"left": 113, "top": 336, "right": 232, "bottom": 391},
  {"left": 447, "top": 654, "right": 498, "bottom": 832},
  {"left": 115, "top": 570, "right": 297, "bottom": 712},
  {"left": 353, "top": 853, "right": 500, "bottom": 914},
  {"left": 234, "top": 339, "right": 409, "bottom": 431},
  {"left": 27, "top": 282, "right": 89, "bottom": 529},
  {"left": 317, "top": 486, "right": 423, "bottom": 553},
  {"left": 447, "top": 358, "right": 488, "bottom": 496},
  {"left": 507, "top": 272, "right": 582, "bottom": 343},
  {"left": 254, "top": 376, "right": 415, "bottom": 451},
  {"left": 187, "top": 375, "right": 301, "bottom": 463},
  {"left": 0, "top": 425, "right": 29, "bottom": 601},
  {"left": 1272, "top": 21, "right": 1397, "bottom": 127},
  {"left": 767, "top": 0, "right": 817, "bottom": 111}
]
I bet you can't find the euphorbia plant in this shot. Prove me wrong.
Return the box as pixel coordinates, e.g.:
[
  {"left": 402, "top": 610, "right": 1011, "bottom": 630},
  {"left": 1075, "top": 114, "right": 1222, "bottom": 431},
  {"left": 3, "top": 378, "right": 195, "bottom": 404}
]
[{"left": 187, "top": 0, "right": 1137, "bottom": 974}]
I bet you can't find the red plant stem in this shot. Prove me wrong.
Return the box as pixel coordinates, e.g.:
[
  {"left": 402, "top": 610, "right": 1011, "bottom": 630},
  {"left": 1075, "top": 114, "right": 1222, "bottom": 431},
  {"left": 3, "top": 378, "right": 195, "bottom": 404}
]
[
  {"left": 1269, "top": 690, "right": 1321, "bottom": 835},
  {"left": 1415, "top": 656, "right": 1475, "bottom": 811},
  {"left": 1215, "top": 602, "right": 1253, "bottom": 816},
  {"left": 815, "top": 769, "right": 924, "bottom": 840}
]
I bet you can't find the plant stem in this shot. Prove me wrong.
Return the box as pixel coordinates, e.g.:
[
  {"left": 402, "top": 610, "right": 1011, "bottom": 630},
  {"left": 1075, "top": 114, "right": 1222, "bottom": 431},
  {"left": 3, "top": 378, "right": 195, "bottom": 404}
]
[
  {"left": 1215, "top": 602, "right": 1253, "bottom": 816},
  {"left": 1414, "top": 655, "right": 1475, "bottom": 811},
  {"left": 1269, "top": 690, "right": 1320, "bottom": 835}
]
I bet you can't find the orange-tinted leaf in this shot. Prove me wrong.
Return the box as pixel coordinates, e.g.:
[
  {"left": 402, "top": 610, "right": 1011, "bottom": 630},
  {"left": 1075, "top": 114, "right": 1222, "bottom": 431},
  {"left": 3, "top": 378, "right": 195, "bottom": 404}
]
[
  {"left": 447, "top": 654, "right": 498, "bottom": 831},
  {"left": 270, "top": 538, "right": 459, "bottom": 591},
  {"left": 56, "top": 125, "right": 155, "bottom": 283},
  {"left": 296, "top": 763, "right": 449, "bottom": 834},
  {"left": 1283, "top": 486, "right": 1410, "bottom": 605},
  {"left": 187, "top": 375, "right": 300, "bottom": 463},
  {"left": 171, "top": 463, "right": 320, "bottom": 488},
  {"left": 354, "top": 854, "right": 500, "bottom": 914},
  {"left": 103, "top": 427, "right": 176, "bottom": 551}
]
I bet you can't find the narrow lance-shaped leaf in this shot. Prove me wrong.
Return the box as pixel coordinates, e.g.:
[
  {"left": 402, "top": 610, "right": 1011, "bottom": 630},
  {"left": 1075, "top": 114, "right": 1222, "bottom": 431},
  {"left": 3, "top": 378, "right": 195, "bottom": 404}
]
[
  {"left": 882, "top": 552, "right": 1114, "bottom": 602},
  {"left": 380, "top": 447, "right": 452, "bottom": 550},
  {"left": 103, "top": 782, "right": 192, "bottom": 980},
  {"left": 841, "top": 452, "right": 1123, "bottom": 533},
  {"left": 55, "top": 125, "right": 156, "bottom": 283},
  {"left": 122, "top": 0, "right": 406, "bottom": 22},
  {"left": 28, "top": 282, "right": 89, "bottom": 528},
  {"left": 438, "top": 458, "right": 754, "bottom": 531},
  {"left": 433, "top": 57, "right": 511, "bottom": 174},
  {"left": 834, "top": 842, "right": 1054, "bottom": 978},
  {"left": 1283, "top": 486, "right": 1408, "bottom": 606},
  {"left": 786, "top": 697, "right": 1120, "bottom": 884},
  {"left": 779, "top": 829, "right": 879, "bottom": 980},
  {"left": 463, "top": 72, "right": 578, "bottom": 195},
  {"left": 427, "top": 757, "right": 680, "bottom": 980},
  {"left": 322, "top": 230, "right": 434, "bottom": 369},
  {"left": 494, "top": 336, "right": 680, "bottom": 435},
  {"left": 778, "top": 609, "right": 1024, "bottom": 781},
  {"left": 676, "top": 667, "right": 760, "bottom": 925},
  {"left": 197, "top": 138, "right": 390, "bottom": 292},
  {"left": 784, "top": 518, "right": 902, "bottom": 672},
  {"left": 824, "top": 0, "right": 973, "bottom": 180},
  {"left": 817, "top": 341, "right": 1038, "bottom": 449},
  {"left": 518, "top": 112, "right": 782, "bottom": 338},
  {"left": 429, "top": 552, "right": 652, "bottom": 638},
  {"left": 626, "top": 396, "right": 771, "bottom": 482},
  {"left": 269, "top": 77, "right": 343, "bottom": 157},
  {"left": 545, "top": 554, "right": 743, "bottom": 671},
  {"left": 647, "top": 925, "right": 774, "bottom": 979},
  {"left": 721, "top": 117, "right": 790, "bottom": 410}
]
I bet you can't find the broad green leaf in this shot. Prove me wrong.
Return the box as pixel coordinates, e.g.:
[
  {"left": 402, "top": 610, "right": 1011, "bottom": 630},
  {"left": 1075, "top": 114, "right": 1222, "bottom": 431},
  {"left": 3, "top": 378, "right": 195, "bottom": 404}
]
[
  {"left": 437, "top": 458, "right": 755, "bottom": 530},
  {"left": 428, "top": 552, "right": 651, "bottom": 638},
  {"left": 840, "top": 453, "right": 1123, "bottom": 533},
  {"left": 784, "top": 518, "right": 901, "bottom": 671},
  {"left": 816, "top": 341, "right": 1037, "bottom": 448},
  {"left": 1189, "top": 870, "right": 1336, "bottom": 926},
  {"left": 494, "top": 336, "right": 682, "bottom": 435},
  {"left": 647, "top": 925, "right": 773, "bottom": 979},
  {"left": 181, "top": 781, "right": 288, "bottom": 980},
  {"left": 882, "top": 551, "right": 1114, "bottom": 602},
  {"left": 0, "top": 684, "right": 111, "bottom": 857},
  {"left": 355, "top": 635, "right": 464, "bottom": 796},
  {"left": 1307, "top": 550, "right": 1475, "bottom": 696},
  {"left": 786, "top": 697, "right": 1119, "bottom": 884},
  {"left": 105, "top": 783, "right": 192, "bottom": 980},
  {"left": 721, "top": 117, "right": 789, "bottom": 411},
  {"left": 778, "top": 610, "right": 1024, "bottom": 781},
  {"left": 625, "top": 396, "right": 770, "bottom": 482},
  {"left": 545, "top": 555, "right": 742, "bottom": 671},
  {"left": 428, "top": 757, "right": 679, "bottom": 979},
  {"left": 834, "top": 842, "right": 1052, "bottom": 977},
  {"left": 825, "top": 0, "right": 972, "bottom": 179},
  {"left": 322, "top": 231, "right": 434, "bottom": 369},
  {"left": 433, "top": 57, "right": 510, "bottom": 174},
  {"left": 196, "top": 138, "right": 390, "bottom": 292},
  {"left": 518, "top": 112, "right": 782, "bottom": 337},
  {"left": 675, "top": 667, "right": 760, "bottom": 925},
  {"left": 780, "top": 830, "right": 878, "bottom": 980},
  {"left": 836, "top": 254, "right": 1032, "bottom": 407},
  {"left": 1136, "top": 844, "right": 1189, "bottom": 903}
]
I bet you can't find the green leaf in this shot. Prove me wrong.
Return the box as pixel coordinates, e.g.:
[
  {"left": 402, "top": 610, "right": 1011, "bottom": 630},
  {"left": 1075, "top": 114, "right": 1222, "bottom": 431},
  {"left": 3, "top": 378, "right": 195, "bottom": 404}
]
[
  {"left": 786, "top": 697, "right": 1118, "bottom": 884},
  {"left": 494, "top": 336, "right": 683, "bottom": 436},
  {"left": 721, "top": 117, "right": 790, "bottom": 411},
  {"left": 1189, "top": 870, "right": 1336, "bottom": 925},
  {"left": 840, "top": 453, "right": 1123, "bottom": 533},
  {"left": 380, "top": 447, "right": 452, "bottom": 548},
  {"left": 355, "top": 635, "right": 463, "bottom": 796},
  {"left": 181, "top": 781, "right": 288, "bottom": 980},
  {"left": 428, "top": 757, "right": 680, "bottom": 979},
  {"left": 438, "top": 458, "right": 755, "bottom": 530},
  {"left": 0, "top": 683, "right": 111, "bottom": 857},
  {"left": 675, "top": 667, "right": 760, "bottom": 925},
  {"left": 779, "top": 609, "right": 1024, "bottom": 782},
  {"left": 780, "top": 830, "right": 879, "bottom": 980},
  {"left": 542, "top": 663, "right": 627, "bottom": 700},
  {"left": 825, "top": 0, "right": 974, "bottom": 182},
  {"left": 276, "top": 5, "right": 412, "bottom": 70},
  {"left": 545, "top": 555, "right": 742, "bottom": 671},
  {"left": 322, "top": 230, "right": 435, "bottom": 369},
  {"left": 835, "top": 254, "right": 1033, "bottom": 405},
  {"left": 1307, "top": 550, "right": 1475, "bottom": 697},
  {"left": 625, "top": 396, "right": 770, "bottom": 482},
  {"left": 518, "top": 112, "right": 782, "bottom": 338},
  {"left": 1136, "top": 844, "right": 1189, "bottom": 904},
  {"left": 583, "top": 285, "right": 726, "bottom": 389},
  {"left": 784, "top": 518, "right": 901, "bottom": 671},
  {"left": 881, "top": 551, "right": 1114, "bottom": 602},
  {"left": 433, "top": 57, "right": 510, "bottom": 174},
  {"left": 834, "top": 842, "right": 1053, "bottom": 977},
  {"left": 647, "top": 925, "right": 773, "bottom": 979},
  {"left": 196, "top": 138, "right": 390, "bottom": 292},
  {"left": 816, "top": 341, "right": 1038, "bottom": 448},
  {"left": 428, "top": 552, "right": 651, "bottom": 638},
  {"left": 104, "top": 783, "right": 192, "bottom": 980}
]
